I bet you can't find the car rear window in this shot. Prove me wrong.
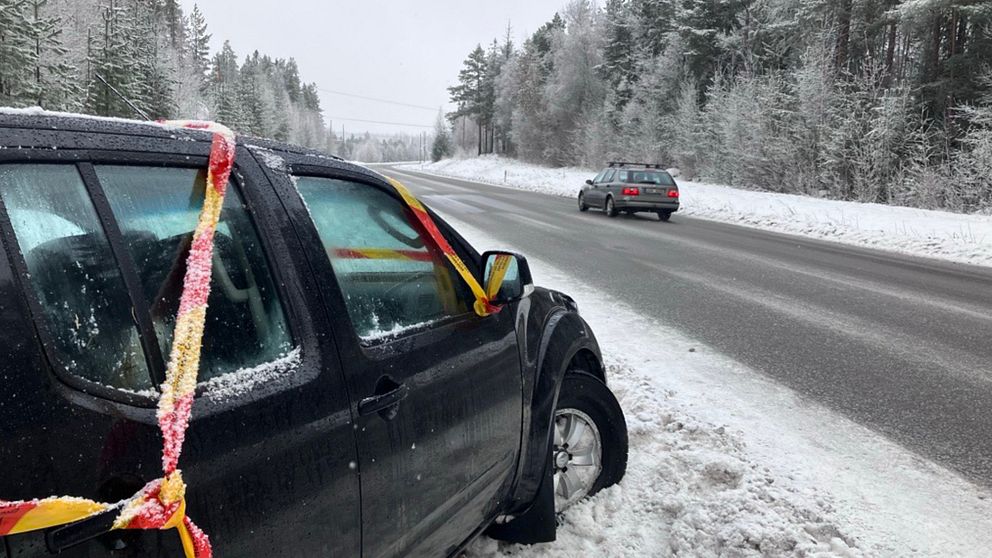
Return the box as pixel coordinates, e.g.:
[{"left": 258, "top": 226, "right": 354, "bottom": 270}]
[
  {"left": 0, "top": 164, "right": 153, "bottom": 391},
  {"left": 0, "top": 162, "right": 295, "bottom": 395},
  {"left": 617, "top": 170, "right": 675, "bottom": 186},
  {"left": 96, "top": 165, "right": 294, "bottom": 383}
]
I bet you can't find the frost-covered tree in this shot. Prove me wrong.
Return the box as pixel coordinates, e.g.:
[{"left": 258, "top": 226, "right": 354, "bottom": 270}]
[
  {"left": 542, "top": 0, "right": 606, "bottom": 165},
  {"left": 85, "top": 0, "right": 143, "bottom": 117},
  {"left": 0, "top": 0, "right": 81, "bottom": 109},
  {"left": 445, "top": 0, "right": 992, "bottom": 211},
  {"left": 207, "top": 40, "right": 244, "bottom": 128},
  {"left": 0, "top": 0, "right": 38, "bottom": 105},
  {"left": 600, "top": 0, "right": 637, "bottom": 119},
  {"left": 431, "top": 109, "right": 453, "bottom": 162},
  {"left": 184, "top": 4, "right": 210, "bottom": 82},
  {"left": 25, "top": 1, "right": 78, "bottom": 109},
  {"left": 239, "top": 51, "right": 273, "bottom": 137},
  {"left": 950, "top": 72, "right": 992, "bottom": 211},
  {"left": 354, "top": 134, "right": 383, "bottom": 163},
  {"left": 0, "top": 0, "right": 335, "bottom": 153}
]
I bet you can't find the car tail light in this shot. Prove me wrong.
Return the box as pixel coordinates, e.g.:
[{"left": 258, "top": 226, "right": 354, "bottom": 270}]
[
  {"left": 668, "top": 189, "right": 679, "bottom": 198},
  {"left": 622, "top": 187, "right": 640, "bottom": 196}
]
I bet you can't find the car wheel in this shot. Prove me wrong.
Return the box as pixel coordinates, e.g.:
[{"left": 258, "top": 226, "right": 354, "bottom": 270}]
[
  {"left": 605, "top": 197, "right": 618, "bottom": 218},
  {"left": 552, "top": 371, "right": 628, "bottom": 512},
  {"left": 578, "top": 192, "right": 589, "bottom": 212},
  {"left": 657, "top": 210, "right": 672, "bottom": 222}
]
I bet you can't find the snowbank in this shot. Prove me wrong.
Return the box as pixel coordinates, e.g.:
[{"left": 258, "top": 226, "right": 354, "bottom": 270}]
[
  {"left": 399, "top": 156, "right": 992, "bottom": 268},
  {"left": 445, "top": 218, "right": 992, "bottom": 557}
]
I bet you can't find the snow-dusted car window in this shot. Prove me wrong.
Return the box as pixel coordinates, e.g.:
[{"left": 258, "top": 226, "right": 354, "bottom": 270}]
[
  {"left": 0, "top": 164, "right": 153, "bottom": 391},
  {"left": 294, "top": 176, "right": 471, "bottom": 339},
  {"left": 96, "top": 165, "right": 293, "bottom": 383}
]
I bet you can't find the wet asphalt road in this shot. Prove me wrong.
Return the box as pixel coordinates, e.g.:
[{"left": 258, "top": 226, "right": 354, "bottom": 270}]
[{"left": 381, "top": 165, "right": 992, "bottom": 488}]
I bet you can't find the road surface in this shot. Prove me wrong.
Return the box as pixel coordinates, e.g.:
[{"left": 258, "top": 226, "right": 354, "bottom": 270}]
[{"left": 381, "top": 165, "right": 992, "bottom": 488}]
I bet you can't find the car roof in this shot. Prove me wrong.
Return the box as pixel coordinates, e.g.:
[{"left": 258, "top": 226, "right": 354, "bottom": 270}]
[
  {"left": 603, "top": 166, "right": 674, "bottom": 177},
  {"left": 0, "top": 108, "right": 378, "bottom": 179}
]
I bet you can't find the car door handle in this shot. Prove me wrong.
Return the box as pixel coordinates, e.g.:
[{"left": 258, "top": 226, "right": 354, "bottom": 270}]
[
  {"left": 45, "top": 505, "right": 121, "bottom": 552},
  {"left": 358, "top": 381, "right": 409, "bottom": 419}
]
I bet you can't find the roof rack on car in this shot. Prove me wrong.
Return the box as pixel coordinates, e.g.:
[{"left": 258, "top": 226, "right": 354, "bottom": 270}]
[{"left": 607, "top": 161, "right": 664, "bottom": 169}]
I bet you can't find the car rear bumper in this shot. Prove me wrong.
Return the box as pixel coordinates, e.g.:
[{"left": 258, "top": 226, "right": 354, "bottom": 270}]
[{"left": 614, "top": 199, "right": 680, "bottom": 212}]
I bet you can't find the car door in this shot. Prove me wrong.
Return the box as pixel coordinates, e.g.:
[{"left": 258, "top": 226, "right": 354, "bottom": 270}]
[
  {"left": 272, "top": 163, "right": 524, "bottom": 558},
  {"left": 595, "top": 169, "right": 616, "bottom": 208},
  {"left": 584, "top": 169, "right": 607, "bottom": 207},
  {"left": 0, "top": 136, "right": 360, "bottom": 557}
]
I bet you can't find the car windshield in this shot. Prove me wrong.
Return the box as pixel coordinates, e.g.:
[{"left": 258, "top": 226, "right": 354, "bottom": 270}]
[{"left": 618, "top": 170, "right": 675, "bottom": 186}]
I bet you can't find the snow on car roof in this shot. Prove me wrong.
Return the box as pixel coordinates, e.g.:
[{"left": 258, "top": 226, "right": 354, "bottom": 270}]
[
  {"left": 0, "top": 106, "right": 194, "bottom": 131},
  {"left": 0, "top": 106, "right": 346, "bottom": 167}
]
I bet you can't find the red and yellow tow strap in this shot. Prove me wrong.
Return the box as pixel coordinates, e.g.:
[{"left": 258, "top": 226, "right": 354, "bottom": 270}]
[
  {"left": 382, "top": 176, "right": 511, "bottom": 316},
  {"left": 0, "top": 120, "right": 234, "bottom": 558}
]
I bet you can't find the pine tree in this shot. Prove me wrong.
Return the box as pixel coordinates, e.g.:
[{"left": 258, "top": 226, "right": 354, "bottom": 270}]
[
  {"left": 447, "top": 44, "right": 489, "bottom": 155},
  {"left": 676, "top": 0, "right": 747, "bottom": 91},
  {"left": 26, "top": 0, "right": 82, "bottom": 110},
  {"left": 601, "top": 0, "right": 636, "bottom": 115},
  {"left": 431, "top": 109, "right": 453, "bottom": 161},
  {"left": 238, "top": 51, "right": 271, "bottom": 136},
  {"left": 161, "top": 0, "right": 184, "bottom": 50},
  {"left": 282, "top": 58, "right": 301, "bottom": 102},
  {"left": 271, "top": 85, "right": 291, "bottom": 141},
  {"left": 0, "top": 0, "right": 37, "bottom": 105},
  {"left": 208, "top": 40, "right": 244, "bottom": 128},
  {"left": 85, "top": 0, "right": 142, "bottom": 117},
  {"left": 184, "top": 4, "right": 210, "bottom": 83},
  {"left": 132, "top": 2, "right": 175, "bottom": 119}
]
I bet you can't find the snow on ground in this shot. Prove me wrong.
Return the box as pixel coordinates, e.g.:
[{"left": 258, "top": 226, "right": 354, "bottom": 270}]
[
  {"left": 442, "top": 217, "right": 992, "bottom": 558},
  {"left": 400, "top": 156, "right": 992, "bottom": 268}
]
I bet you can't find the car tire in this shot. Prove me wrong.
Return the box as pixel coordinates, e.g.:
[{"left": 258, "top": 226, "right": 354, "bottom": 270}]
[
  {"left": 657, "top": 210, "right": 672, "bottom": 222},
  {"left": 552, "top": 370, "right": 628, "bottom": 513},
  {"left": 605, "top": 196, "right": 618, "bottom": 218},
  {"left": 578, "top": 192, "right": 589, "bottom": 212}
]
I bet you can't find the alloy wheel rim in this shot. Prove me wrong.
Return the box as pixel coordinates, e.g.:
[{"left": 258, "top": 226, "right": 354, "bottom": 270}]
[{"left": 552, "top": 408, "right": 603, "bottom": 511}]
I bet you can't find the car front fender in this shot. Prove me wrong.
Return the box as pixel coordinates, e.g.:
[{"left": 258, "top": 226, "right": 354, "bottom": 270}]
[{"left": 504, "top": 289, "right": 603, "bottom": 515}]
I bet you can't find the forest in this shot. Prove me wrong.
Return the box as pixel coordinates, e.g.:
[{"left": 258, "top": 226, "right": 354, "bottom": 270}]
[
  {"left": 0, "top": 0, "right": 424, "bottom": 161},
  {"left": 443, "top": 0, "right": 992, "bottom": 212}
]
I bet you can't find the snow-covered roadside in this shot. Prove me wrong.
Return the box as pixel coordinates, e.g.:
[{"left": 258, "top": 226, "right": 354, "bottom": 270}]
[
  {"left": 443, "top": 217, "right": 992, "bottom": 557},
  {"left": 399, "top": 156, "right": 992, "bottom": 269}
]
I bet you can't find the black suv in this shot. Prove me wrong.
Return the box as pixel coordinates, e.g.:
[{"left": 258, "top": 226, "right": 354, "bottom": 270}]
[
  {"left": 0, "top": 113, "right": 627, "bottom": 557},
  {"left": 578, "top": 162, "right": 680, "bottom": 221}
]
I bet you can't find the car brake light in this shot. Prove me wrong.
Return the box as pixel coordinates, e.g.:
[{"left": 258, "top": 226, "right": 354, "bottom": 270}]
[
  {"left": 622, "top": 187, "right": 640, "bottom": 196},
  {"left": 668, "top": 189, "right": 679, "bottom": 198}
]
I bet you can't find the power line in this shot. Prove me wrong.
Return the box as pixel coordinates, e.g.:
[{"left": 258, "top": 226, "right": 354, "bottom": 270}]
[
  {"left": 318, "top": 87, "right": 439, "bottom": 112},
  {"left": 326, "top": 115, "right": 434, "bottom": 129}
]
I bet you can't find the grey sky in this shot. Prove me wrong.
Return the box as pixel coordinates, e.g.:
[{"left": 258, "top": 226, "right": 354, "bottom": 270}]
[{"left": 178, "top": 0, "right": 567, "bottom": 136}]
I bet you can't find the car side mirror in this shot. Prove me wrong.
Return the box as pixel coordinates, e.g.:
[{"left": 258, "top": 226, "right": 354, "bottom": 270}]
[
  {"left": 482, "top": 251, "right": 534, "bottom": 304},
  {"left": 585, "top": 179, "right": 593, "bottom": 186}
]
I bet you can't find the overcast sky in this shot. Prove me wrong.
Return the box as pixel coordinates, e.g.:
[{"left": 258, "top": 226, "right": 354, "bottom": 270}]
[{"left": 178, "top": 0, "right": 566, "bottom": 136}]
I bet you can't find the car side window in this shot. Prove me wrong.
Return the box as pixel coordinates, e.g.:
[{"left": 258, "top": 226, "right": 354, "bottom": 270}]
[
  {"left": 603, "top": 170, "right": 616, "bottom": 183},
  {"left": 592, "top": 170, "right": 607, "bottom": 184},
  {"left": 96, "top": 165, "right": 294, "bottom": 383},
  {"left": 0, "top": 164, "right": 153, "bottom": 391},
  {"left": 293, "top": 176, "right": 472, "bottom": 340},
  {"left": 619, "top": 170, "right": 630, "bottom": 182}
]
